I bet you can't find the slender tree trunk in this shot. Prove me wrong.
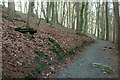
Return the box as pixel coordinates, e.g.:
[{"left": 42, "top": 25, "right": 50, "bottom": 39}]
[
  {"left": 72, "top": 3, "right": 75, "bottom": 29},
  {"left": 61, "top": 2, "right": 66, "bottom": 26},
  {"left": 84, "top": 2, "right": 88, "bottom": 34},
  {"left": 41, "top": 2, "right": 46, "bottom": 19},
  {"left": 113, "top": 1, "right": 120, "bottom": 51},
  {"left": 37, "top": 2, "right": 42, "bottom": 26},
  {"left": 100, "top": 2, "right": 105, "bottom": 40},
  {"left": 75, "top": 2, "right": 80, "bottom": 34},
  {"left": 30, "top": 1, "right": 34, "bottom": 16},
  {"left": 67, "top": 4, "right": 69, "bottom": 27},
  {"left": 55, "top": 2, "right": 58, "bottom": 23},
  {"left": 20, "top": 0, "right": 22, "bottom": 12},
  {"left": 35, "top": 1, "right": 39, "bottom": 17},
  {"left": 79, "top": 2, "right": 85, "bottom": 35},
  {"left": 2, "top": 0, "right": 5, "bottom": 8},
  {"left": 46, "top": 2, "right": 51, "bottom": 23},
  {"left": 8, "top": 0, "right": 15, "bottom": 21},
  {"left": 24, "top": 1, "right": 27, "bottom": 13},
  {"left": 96, "top": 2, "right": 100, "bottom": 39},
  {"left": 50, "top": 2, "right": 54, "bottom": 27},
  {"left": 68, "top": 2, "right": 71, "bottom": 28},
  {"left": 105, "top": 2, "right": 109, "bottom": 40},
  {"left": 27, "top": 0, "right": 33, "bottom": 27},
  {"left": 113, "top": 15, "right": 117, "bottom": 43}
]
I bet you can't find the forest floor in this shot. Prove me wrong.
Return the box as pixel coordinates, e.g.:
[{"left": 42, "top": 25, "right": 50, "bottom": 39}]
[
  {"left": 1, "top": 7, "right": 119, "bottom": 79},
  {"left": 1, "top": 8, "right": 95, "bottom": 78},
  {"left": 55, "top": 40, "right": 118, "bottom": 78}
]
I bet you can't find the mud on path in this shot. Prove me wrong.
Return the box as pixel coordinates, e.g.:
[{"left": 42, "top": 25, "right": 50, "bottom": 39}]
[{"left": 55, "top": 40, "right": 118, "bottom": 78}]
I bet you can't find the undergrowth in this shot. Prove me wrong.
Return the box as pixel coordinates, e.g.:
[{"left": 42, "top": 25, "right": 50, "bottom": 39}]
[
  {"left": 48, "top": 37, "right": 65, "bottom": 60},
  {"left": 30, "top": 49, "right": 53, "bottom": 78},
  {"left": 48, "top": 37, "right": 95, "bottom": 61},
  {"left": 24, "top": 38, "right": 95, "bottom": 78}
]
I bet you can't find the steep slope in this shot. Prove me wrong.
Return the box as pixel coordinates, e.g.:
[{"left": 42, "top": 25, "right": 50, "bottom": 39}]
[{"left": 1, "top": 8, "right": 94, "bottom": 78}]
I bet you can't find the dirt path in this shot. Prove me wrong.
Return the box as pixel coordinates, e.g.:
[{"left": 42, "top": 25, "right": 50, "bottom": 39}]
[{"left": 55, "top": 40, "right": 118, "bottom": 78}]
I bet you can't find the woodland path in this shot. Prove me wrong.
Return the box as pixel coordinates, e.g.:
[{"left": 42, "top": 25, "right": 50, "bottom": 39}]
[{"left": 55, "top": 40, "right": 118, "bottom": 78}]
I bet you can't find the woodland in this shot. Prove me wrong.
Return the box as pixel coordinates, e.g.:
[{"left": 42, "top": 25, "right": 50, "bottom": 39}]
[{"left": 0, "top": 0, "right": 120, "bottom": 79}]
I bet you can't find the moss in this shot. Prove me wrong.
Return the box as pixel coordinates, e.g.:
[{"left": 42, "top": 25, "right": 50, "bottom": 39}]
[
  {"left": 48, "top": 37, "right": 95, "bottom": 61},
  {"left": 2, "top": 74, "right": 10, "bottom": 79},
  {"left": 66, "top": 50, "right": 76, "bottom": 55},
  {"left": 44, "top": 53, "right": 52, "bottom": 65},
  {"left": 48, "top": 37, "right": 65, "bottom": 60},
  {"left": 34, "top": 49, "right": 52, "bottom": 66},
  {"left": 34, "top": 57, "right": 45, "bottom": 75},
  {"left": 15, "top": 26, "right": 37, "bottom": 34},
  {"left": 47, "top": 37, "right": 56, "bottom": 43},
  {"left": 35, "top": 50, "right": 44, "bottom": 58}
]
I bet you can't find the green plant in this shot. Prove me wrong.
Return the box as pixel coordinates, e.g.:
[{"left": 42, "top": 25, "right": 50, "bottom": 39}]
[
  {"left": 47, "top": 37, "right": 56, "bottom": 43},
  {"left": 44, "top": 53, "right": 52, "bottom": 65},
  {"left": 2, "top": 74, "right": 10, "bottom": 79},
  {"left": 48, "top": 37, "right": 65, "bottom": 60},
  {"left": 35, "top": 49, "right": 52, "bottom": 65},
  {"left": 34, "top": 57, "right": 45, "bottom": 75},
  {"left": 39, "top": 44, "right": 45, "bottom": 48},
  {"left": 25, "top": 74, "right": 33, "bottom": 79},
  {"left": 35, "top": 50, "right": 44, "bottom": 57},
  {"left": 15, "top": 26, "right": 37, "bottom": 34},
  {"left": 66, "top": 50, "right": 76, "bottom": 55}
]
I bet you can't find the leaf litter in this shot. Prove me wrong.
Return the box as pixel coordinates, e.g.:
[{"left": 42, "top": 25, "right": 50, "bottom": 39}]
[{"left": 2, "top": 9, "right": 94, "bottom": 78}]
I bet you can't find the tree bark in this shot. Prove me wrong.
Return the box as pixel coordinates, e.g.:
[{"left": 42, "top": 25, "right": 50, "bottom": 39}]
[
  {"left": 84, "top": 2, "right": 88, "bottom": 34},
  {"left": 113, "top": 1, "right": 120, "bottom": 51},
  {"left": 50, "top": 2, "right": 54, "bottom": 27},
  {"left": 72, "top": 3, "right": 75, "bottom": 30},
  {"left": 8, "top": 0, "right": 15, "bottom": 21},
  {"left": 75, "top": 2, "right": 80, "bottom": 34},
  {"left": 55, "top": 2, "right": 58, "bottom": 23},
  {"left": 105, "top": 2, "right": 109, "bottom": 40},
  {"left": 96, "top": 2, "right": 100, "bottom": 39}
]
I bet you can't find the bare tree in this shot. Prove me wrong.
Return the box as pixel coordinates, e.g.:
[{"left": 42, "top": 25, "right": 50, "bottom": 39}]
[
  {"left": 105, "top": 2, "right": 109, "bottom": 40},
  {"left": 8, "top": 0, "right": 15, "bottom": 21},
  {"left": 113, "top": 1, "right": 120, "bottom": 51}
]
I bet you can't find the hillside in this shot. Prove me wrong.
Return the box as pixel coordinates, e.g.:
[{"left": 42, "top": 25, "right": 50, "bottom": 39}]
[{"left": 1, "top": 8, "right": 94, "bottom": 78}]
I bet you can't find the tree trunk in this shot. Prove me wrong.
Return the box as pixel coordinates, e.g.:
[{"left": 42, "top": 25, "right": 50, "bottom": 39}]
[
  {"left": 105, "top": 2, "right": 109, "bottom": 40},
  {"left": 61, "top": 2, "right": 66, "bottom": 26},
  {"left": 29, "top": 1, "right": 35, "bottom": 16},
  {"left": 72, "top": 3, "right": 75, "bottom": 30},
  {"left": 55, "top": 2, "right": 58, "bottom": 23},
  {"left": 46, "top": 2, "right": 51, "bottom": 23},
  {"left": 113, "top": 1, "right": 120, "bottom": 51},
  {"left": 68, "top": 2, "right": 71, "bottom": 28},
  {"left": 27, "top": 0, "right": 32, "bottom": 27},
  {"left": 24, "top": 1, "right": 27, "bottom": 13},
  {"left": 2, "top": 0, "right": 5, "bottom": 8},
  {"left": 41, "top": 2, "right": 46, "bottom": 19},
  {"left": 50, "top": 2, "right": 54, "bottom": 27},
  {"left": 8, "top": 0, "right": 15, "bottom": 21},
  {"left": 96, "top": 2, "right": 100, "bottom": 39},
  {"left": 79, "top": 2, "right": 85, "bottom": 35},
  {"left": 84, "top": 2, "right": 88, "bottom": 34},
  {"left": 19, "top": 0, "right": 22, "bottom": 12},
  {"left": 75, "top": 2, "right": 80, "bottom": 34}
]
